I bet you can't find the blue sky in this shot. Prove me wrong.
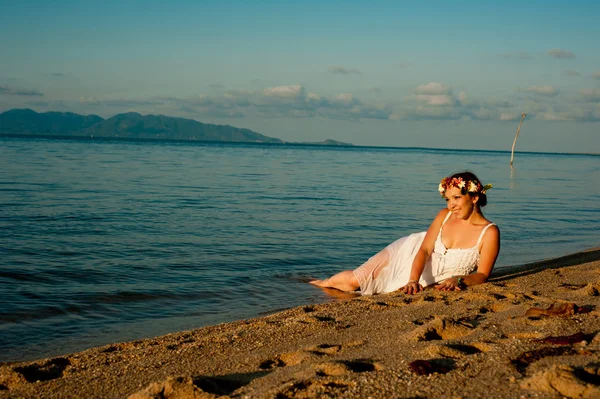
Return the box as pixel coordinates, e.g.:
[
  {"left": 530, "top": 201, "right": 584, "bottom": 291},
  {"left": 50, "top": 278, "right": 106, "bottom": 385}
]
[{"left": 1, "top": 0, "right": 599, "bottom": 152}]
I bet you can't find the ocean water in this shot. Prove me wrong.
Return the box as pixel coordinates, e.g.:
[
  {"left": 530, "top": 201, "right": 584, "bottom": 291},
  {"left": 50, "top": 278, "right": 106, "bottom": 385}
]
[{"left": 1, "top": 137, "right": 598, "bottom": 362}]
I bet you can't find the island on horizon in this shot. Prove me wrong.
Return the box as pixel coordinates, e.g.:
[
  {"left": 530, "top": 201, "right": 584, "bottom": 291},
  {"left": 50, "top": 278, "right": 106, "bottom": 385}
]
[{"left": 0, "top": 108, "right": 353, "bottom": 147}]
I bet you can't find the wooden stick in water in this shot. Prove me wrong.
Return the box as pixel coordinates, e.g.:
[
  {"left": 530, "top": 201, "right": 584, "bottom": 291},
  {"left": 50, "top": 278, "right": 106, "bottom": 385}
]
[{"left": 510, "top": 112, "right": 527, "bottom": 167}]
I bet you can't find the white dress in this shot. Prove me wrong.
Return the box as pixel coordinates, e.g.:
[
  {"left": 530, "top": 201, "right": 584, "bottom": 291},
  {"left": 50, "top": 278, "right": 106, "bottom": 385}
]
[{"left": 353, "top": 212, "right": 495, "bottom": 295}]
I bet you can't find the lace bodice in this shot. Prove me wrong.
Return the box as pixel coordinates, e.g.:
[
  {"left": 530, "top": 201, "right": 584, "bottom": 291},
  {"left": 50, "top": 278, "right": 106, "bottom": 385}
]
[{"left": 431, "top": 212, "right": 495, "bottom": 278}]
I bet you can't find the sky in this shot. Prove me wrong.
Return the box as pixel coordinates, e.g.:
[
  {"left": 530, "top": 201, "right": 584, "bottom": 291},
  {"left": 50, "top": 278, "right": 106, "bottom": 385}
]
[{"left": 1, "top": 0, "right": 599, "bottom": 153}]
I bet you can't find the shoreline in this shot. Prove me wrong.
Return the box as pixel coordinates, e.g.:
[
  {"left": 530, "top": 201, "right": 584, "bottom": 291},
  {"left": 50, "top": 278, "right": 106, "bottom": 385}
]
[{"left": 2, "top": 247, "right": 600, "bottom": 398}]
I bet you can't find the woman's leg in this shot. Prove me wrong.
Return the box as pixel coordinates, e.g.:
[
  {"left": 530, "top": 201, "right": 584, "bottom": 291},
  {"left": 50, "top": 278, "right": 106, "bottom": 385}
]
[
  {"left": 310, "top": 248, "right": 390, "bottom": 292},
  {"left": 309, "top": 270, "right": 359, "bottom": 292}
]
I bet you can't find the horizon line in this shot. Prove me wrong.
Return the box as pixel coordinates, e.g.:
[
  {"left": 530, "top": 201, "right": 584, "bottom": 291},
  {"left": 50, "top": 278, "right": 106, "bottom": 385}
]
[{"left": 2, "top": 133, "right": 598, "bottom": 157}]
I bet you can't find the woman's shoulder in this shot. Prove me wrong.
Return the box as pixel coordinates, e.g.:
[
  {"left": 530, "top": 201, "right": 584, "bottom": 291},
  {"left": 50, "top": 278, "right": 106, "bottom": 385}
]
[
  {"left": 481, "top": 222, "right": 500, "bottom": 241},
  {"left": 429, "top": 209, "right": 451, "bottom": 229},
  {"left": 482, "top": 218, "right": 499, "bottom": 230},
  {"left": 424, "top": 209, "right": 451, "bottom": 234},
  {"left": 435, "top": 208, "right": 451, "bottom": 220}
]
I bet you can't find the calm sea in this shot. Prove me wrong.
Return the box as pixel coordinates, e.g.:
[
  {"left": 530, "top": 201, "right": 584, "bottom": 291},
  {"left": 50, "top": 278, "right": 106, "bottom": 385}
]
[{"left": 1, "top": 137, "right": 599, "bottom": 362}]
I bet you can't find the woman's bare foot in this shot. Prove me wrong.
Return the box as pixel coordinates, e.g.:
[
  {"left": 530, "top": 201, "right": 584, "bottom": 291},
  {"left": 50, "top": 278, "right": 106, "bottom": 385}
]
[{"left": 308, "top": 271, "right": 359, "bottom": 292}]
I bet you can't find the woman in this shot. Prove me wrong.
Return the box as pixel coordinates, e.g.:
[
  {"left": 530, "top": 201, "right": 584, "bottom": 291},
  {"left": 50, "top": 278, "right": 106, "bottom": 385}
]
[{"left": 310, "top": 171, "right": 500, "bottom": 295}]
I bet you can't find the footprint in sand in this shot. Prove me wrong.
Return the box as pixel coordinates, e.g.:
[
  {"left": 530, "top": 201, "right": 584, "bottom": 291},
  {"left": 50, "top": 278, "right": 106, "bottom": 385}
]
[
  {"left": 259, "top": 351, "right": 313, "bottom": 369},
  {"left": 294, "top": 307, "right": 350, "bottom": 327},
  {"left": 559, "top": 282, "right": 588, "bottom": 291},
  {"left": 276, "top": 379, "right": 353, "bottom": 399},
  {"left": 412, "top": 315, "right": 435, "bottom": 326},
  {"left": 578, "top": 283, "right": 600, "bottom": 296},
  {"left": 308, "top": 343, "right": 342, "bottom": 355},
  {"left": 128, "top": 371, "right": 270, "bottom": 399},
  {"left": 489, "top": 292, "right": 508, "bottom": 300},
  {"left": 411, "top": 317, "right": 477, "bottom": 341},
  {"left": 512, "top": 346, "right": 581, "bottom": 375},
  {"left": 10, "top": 357, "right": 71, "bottom": 383},
  {"left": 517, "top": 293, "right": 536, "bottom": 300},
  {"left": 421, "top": 343, "right": 482, "bottom": 359},
  {"left": 0, "top": 357, "right": 72, "bottom": 391},
  {"left": 488, "top": 302, "right": 515, "bottom": 313},
  {"left": 312, "top": 315, "right": 336, "bottom": 322},
  {"left": 260, "top": 341, "right": 366, "bottom": 369},
  {"left": 101, "top": 345, "right": 120, "bottom": 353},
  {"left": 358, "top": 299, "right": 406, "bottom": 309},
  {"left": 274, "top": 358, "right": 381, "bottom": 398},
  {"left": 315, "top": 359, "right": 383, "bottom": 376},
  {"left": 520, "top": 363, "right": 600, "bottom": 397},
  {"left": 408, "top": 358, "right": 455, "bottom": 375}
]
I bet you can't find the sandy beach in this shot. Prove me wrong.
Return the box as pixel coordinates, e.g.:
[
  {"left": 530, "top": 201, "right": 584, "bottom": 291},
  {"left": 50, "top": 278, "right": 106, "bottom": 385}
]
[{"left": 2, "top": 248, "right": 600, "bottom": 399}]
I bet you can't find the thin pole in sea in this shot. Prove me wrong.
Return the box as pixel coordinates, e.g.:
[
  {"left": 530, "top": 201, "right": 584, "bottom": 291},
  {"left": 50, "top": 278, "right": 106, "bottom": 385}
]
[{"left": 510, "top": 112, "right": 527, "bottom": 170}]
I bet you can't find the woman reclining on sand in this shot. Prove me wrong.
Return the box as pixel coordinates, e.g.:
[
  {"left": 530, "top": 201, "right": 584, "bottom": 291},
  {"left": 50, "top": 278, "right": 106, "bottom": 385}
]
[{"left": 310, "top": 171, "right": 500, "bottom": 295}]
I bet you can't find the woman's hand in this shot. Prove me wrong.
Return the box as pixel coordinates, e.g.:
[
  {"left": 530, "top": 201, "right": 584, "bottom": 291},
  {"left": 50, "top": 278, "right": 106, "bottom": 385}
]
[
  {"left": 435, "top": 277, "right": 462, "bottom": 291},
  {"left": 402, "top": 281, "right": 423, "bottom": 295}
]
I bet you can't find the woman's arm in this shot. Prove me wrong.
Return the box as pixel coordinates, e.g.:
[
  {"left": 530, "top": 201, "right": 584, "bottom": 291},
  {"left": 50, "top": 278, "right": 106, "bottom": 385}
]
[
  {"left": 436, "top": 225, "right": 500, "bottom": 290},
  {"left": 470, "top": 224, "right": 500, "bottom": 283},
  {"left": 403, "top": 209, "right": 449, "bottom": 294}
]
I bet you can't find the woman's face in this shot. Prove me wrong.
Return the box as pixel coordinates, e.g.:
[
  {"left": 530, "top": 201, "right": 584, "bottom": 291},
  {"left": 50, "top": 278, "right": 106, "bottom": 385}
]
[{"left": 444, "top": 186, "right": 477, "bottom": 219}]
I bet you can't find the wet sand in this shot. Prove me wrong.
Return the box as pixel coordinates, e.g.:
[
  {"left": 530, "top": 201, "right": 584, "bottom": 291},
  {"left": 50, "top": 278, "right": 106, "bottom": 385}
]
[{"left": 2, "top": 248, "right": 600, "bottom": 398}]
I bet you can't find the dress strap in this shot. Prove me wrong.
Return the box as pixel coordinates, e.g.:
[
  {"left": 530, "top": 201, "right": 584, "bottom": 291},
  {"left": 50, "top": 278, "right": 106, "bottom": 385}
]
[
  {"left": 476, "top": 223, "right": 496, "bottom": 246},
  {"left": 441, "top": 211, "right": 452, "bottom": 227},
  {"left": 437, "top": 211, "right": 452, "bottom": 237}
]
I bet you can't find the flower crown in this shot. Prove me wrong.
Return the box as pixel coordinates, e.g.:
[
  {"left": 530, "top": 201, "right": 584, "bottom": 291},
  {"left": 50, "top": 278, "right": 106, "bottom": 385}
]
[{"left": 438, "top": 176, "right": 492, "bottom": 197}]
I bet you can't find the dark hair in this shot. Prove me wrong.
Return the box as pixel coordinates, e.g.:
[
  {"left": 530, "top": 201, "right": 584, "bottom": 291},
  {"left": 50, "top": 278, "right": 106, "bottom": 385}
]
[{"left": 450, "top": 171, "right": 488, "bottom": 207}]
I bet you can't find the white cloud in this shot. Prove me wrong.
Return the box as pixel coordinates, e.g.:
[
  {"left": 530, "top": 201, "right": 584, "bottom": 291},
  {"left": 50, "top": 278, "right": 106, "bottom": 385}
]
[
  {"left": 547, "top": 49, "right": 576, "bottom": 59},
  {"left": 392, "top": 83, "right": 523, "bottom": 121},
  {"left": 159, "top": 85, "right": 392, "bottom": 121},
  {"left": 561, "top": 70, "right": 581, "bottom": 77},
  {"left": 415, "top": 82, "right": 451, "bottom": 95},
  {"left": 306, "top": 92, "right": 322, "bottom": 102},
  {"left": 80, "top": 96, "right": 98, "bottom": 104},
  {"left": 580, "top": 89, "right": 600, "bottom": 102},
  {"left": 0, "top": 85, "right": 44, "bottom": 96},
  {"left": 38, "top": 78, "right": 600, "bottom": 125},
  {"left": 334, "top": 93, "right": 355, "bottom": 104},
  {"left": 263, "top": 85, "right": 304, "bottom": 98},
  {"left": 498, "top": 52, "right": 533, "bottom": 60},
  {"left": 328, "top": 66, "right": 361, "bottom": 75},
  {"left": 415, "top": 94, "right": 454, "bottom": 106},
  {"left": 411, "top": 82, "right": 457, "bottom": 106},
  {"left": 537, "top": 112, "right": 569, "bottom": 121},
  {"left": 539, "top": 107, "right": 600, "bottom": 122},
  {"left": 412, "top": 105, "right": 461, "bottom": 120},
  {"left": 499, "top": 113, "right": 522, "bottom": 121},
  {"left": 523, "top": 86, "right": 559, "bottom": 97}
]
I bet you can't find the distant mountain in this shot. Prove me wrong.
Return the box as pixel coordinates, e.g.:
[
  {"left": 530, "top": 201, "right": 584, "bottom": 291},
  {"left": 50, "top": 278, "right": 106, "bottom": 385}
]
[
  {"left": 0, "top": 109, "right": 353, "bottom": 146},
  {"left": 0, "top": 108, "right": 103, "bottom": 135},
  {"left": 80, "top": 112, "right": 284, "bottom": 143},
  {"left": 0, "top": 109, "right": 282, "bottom": 143}
]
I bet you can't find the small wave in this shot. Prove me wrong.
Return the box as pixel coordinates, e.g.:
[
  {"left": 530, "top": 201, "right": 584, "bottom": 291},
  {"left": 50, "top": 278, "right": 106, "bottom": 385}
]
[
  {"left": 0, "top": 270, "right": 56, "bottom": 284},
  {"left": 0, "top": 289, "right": 224, "bottom": 324},
  {"left": 284, "top": 275, "right": 317, "bottom": 284}
]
